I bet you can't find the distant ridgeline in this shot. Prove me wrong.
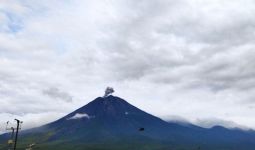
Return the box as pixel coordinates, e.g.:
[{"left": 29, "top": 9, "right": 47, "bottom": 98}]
[{"left": 1, "top": 94, "right": 255, "bottom": 150}]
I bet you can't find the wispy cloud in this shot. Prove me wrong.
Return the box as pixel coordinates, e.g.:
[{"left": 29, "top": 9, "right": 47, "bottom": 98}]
[{"left": 67, "top": 113, "right": 90, "bottom": 120}]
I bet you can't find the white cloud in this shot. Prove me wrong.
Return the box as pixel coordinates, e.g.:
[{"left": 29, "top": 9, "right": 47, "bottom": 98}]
[
  {"left": 0, "top": 0, "right": 255, "bottom": 131},
  {"left": 67, "top": 113, "right": 90, "bottom": 120},
  {"left": 194, "top": 117, "right": 250, "bottom": 129},
  {"left": 0, "top": 112, "right": 65, "bottom": 134}
]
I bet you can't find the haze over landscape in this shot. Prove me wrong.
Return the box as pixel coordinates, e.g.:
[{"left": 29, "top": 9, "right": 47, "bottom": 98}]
[{"left": 1, "top": 0, "right": 255, "bottom": 135}]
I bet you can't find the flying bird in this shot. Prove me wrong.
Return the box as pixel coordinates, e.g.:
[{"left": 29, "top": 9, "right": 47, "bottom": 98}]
[{"left": 139, "top": 127, "right": 145, "bottom": 131}]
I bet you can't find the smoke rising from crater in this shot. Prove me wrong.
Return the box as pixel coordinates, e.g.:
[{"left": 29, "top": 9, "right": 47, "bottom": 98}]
[{"left": 104, "top": 87, "right": 114, "bottom": 97}]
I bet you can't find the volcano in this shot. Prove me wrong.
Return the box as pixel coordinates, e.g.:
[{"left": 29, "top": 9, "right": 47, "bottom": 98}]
[{"left": 1, "top": 95, "right": 255, "bottom": 150}]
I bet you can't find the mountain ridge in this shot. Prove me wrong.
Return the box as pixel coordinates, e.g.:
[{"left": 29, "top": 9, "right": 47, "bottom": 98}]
[{"left": 1, "top": 95, "right": 255, "bottom": 150}]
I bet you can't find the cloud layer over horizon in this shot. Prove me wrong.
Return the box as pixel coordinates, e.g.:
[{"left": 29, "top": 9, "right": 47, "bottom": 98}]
[{"left": 1, "top": 0, "right": 255, "bottom": 133}]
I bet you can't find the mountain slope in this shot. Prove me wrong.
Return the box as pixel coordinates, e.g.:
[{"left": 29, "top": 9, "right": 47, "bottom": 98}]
[{"left": 1, "top": 95, "right": 255, "bottom": 150}]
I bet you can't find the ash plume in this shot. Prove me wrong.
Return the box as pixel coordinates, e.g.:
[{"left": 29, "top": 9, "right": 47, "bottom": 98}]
[{"left": 104, "top": 87, "right": 114, "bottom": 97}]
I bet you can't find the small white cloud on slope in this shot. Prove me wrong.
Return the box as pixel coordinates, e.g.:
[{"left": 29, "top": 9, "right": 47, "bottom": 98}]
[{"left": 67, "top": 113, "right": 90, "bottom": 120}]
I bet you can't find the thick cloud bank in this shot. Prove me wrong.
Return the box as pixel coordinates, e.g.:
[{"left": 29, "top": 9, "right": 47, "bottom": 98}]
[{"left": 0, "top": 0, "right": 255, "bottom": 133}]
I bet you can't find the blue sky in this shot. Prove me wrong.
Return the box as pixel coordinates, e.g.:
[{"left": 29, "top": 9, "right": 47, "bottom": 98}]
[{"left": 1, "top": 0, "right": 255, "bottom": 133}]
